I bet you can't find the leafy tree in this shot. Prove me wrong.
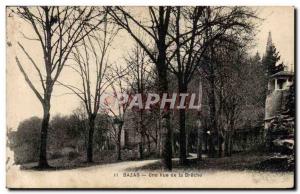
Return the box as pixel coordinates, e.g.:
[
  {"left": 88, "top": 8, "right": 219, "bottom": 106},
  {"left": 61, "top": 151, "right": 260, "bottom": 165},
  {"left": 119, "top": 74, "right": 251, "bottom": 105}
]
[
  {"left": 262, "top": 44, "right": 284, "bottom": 76},
  {"left": 8, "top": 117, "right": 41, "bottom": 164}
]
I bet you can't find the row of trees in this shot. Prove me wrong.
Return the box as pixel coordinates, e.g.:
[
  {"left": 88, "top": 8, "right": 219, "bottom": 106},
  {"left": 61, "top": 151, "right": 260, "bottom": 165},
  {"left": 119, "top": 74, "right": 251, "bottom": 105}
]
[
  {"left": 10, "top": 6, "right": 269, "bottom": 170},
  {"left": 107, "top": 6, "right": 259, "bottom": 169}
]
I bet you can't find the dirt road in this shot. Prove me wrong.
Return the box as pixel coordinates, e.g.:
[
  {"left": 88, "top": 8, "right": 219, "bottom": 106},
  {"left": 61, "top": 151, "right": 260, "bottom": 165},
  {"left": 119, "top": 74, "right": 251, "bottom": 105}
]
[{"left": 7, "top": 157, "right": 294, "bottom": 188}]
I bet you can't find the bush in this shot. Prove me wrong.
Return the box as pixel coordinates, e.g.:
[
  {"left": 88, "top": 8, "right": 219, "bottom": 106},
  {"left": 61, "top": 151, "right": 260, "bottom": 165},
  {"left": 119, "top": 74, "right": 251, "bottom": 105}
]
[
  {"left": 67, "top": 151, "right": 80, "bottom": 160},
  {"left": 7, "top": 117, "right": 41, "bottom": 164}
]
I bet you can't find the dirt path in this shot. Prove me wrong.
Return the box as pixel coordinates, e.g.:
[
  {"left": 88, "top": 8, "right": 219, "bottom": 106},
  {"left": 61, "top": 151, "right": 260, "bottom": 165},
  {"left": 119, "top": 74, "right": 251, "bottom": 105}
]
[{"left": 7, "top": 155, "right": 294, "bottom": 189}]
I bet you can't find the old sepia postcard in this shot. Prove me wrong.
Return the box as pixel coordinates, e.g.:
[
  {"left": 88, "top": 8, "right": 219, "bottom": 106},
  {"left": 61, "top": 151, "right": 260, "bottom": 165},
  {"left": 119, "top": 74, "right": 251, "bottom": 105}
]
[{"left": 6, "top": 6, "right": 295, "bottom": 189}]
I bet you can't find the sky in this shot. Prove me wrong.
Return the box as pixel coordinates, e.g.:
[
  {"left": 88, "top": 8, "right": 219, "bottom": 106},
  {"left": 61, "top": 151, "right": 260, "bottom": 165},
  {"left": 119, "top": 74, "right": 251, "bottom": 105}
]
[
  {"left": 6, "top": 6, "right": 295, "bottom": 129},
  {"left": 253, "top": 6, "right": 294, "bottom": 69}
]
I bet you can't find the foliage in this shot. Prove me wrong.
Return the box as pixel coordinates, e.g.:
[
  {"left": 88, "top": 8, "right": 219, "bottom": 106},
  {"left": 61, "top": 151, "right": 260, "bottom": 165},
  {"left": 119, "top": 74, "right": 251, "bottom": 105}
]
[
  {"left": 8, "top": 117, "right": 41, "bottom": 164},
  {"left": 262, "top": 44, "right": 284, "bottom": 76},
  {"left": 285, "top": 81, "right": 295, "bottom": 117}
]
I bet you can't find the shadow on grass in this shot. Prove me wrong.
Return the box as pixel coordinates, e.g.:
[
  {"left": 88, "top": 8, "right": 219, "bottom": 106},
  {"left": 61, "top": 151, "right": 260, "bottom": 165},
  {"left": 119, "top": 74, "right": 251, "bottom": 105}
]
[
  {"left": 125, "top": 152, "right": 294, "bottom": 172},
  {"left": 20, "top": 155, "right": 160, "bottom": 171}
]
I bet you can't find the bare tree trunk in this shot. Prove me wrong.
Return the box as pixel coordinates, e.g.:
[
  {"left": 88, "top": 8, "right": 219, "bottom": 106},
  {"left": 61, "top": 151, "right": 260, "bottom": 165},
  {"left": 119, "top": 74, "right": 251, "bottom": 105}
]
[
  {"left": 38, "top": 104, "right": 50, "bottom": 168},
  {"left": 197, "top": 120, "right": 202, "bottom": 161},
  {"left": 224, "top": 130, "right": 229, "bottom": 156},
  {"left": 158, "top": 53, "right": 172, "bottom": 170},
  {"left": 139, "top": 132, "right": 145, "bottom": 159},
  {"left": 146, "top": 134, "right": 151, "bottom": 154},
  {"left": 87, "top": 115, "right": 96, "bottom": 163},
  {"left": 179, "top": 108, "right": 188, "bottom": 165},
  {"left": 204, "top": 132, "right": 208, "bottom": 153},
  {"left": 229, "top": 130, "right": 233, "bottom": 156},
  {"left": 139, "top": 111, "right": 145, "bottom": 159},
  {"left": 158, "top": 116, "right": 163, "bottom": 157},
  {"left": 197, "top": 131, "right": 202, "bottom": 161},
  {"left": 84, "top": 123, "right": 88, "bottom": 152},
  {"left": 208, "top": 78, "right": 217, "bottom": 157},
  {"left": 117, "top": 124, "right": 122, "bottom": 161},
  {"left": 218, "top": 133, "right": 223, "bottom": 157},
  {"left": 165, "top": 113, "right": 172, "bottom": 169},
  {"left": 178, "top": 83, "right": 188, "bottom": 165},
  {"left": 171, "top": 127, "right": 176, "bottom": 156},
  {"left": 162, "top": 111, "right": 172, "bottom": 170}
]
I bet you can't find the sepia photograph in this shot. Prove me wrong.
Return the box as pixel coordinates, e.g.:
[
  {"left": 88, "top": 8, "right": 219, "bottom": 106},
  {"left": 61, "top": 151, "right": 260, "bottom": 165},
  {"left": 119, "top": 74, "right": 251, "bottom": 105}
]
[{"left": 5, "top": 5, "right": 295, "bottom": 189}]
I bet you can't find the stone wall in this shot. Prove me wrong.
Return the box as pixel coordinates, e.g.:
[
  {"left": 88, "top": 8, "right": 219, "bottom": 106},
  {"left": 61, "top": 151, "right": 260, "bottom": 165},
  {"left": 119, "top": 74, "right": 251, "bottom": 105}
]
[{"left": 265, "top": 90, "right": 289, "bottom": 127}]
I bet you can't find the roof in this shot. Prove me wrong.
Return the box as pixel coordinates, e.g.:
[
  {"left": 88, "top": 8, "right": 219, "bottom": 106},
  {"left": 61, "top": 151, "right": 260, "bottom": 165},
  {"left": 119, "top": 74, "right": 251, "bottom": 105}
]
[{"left": 270, "top": 71, "right": 294, "bottom": 78}]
